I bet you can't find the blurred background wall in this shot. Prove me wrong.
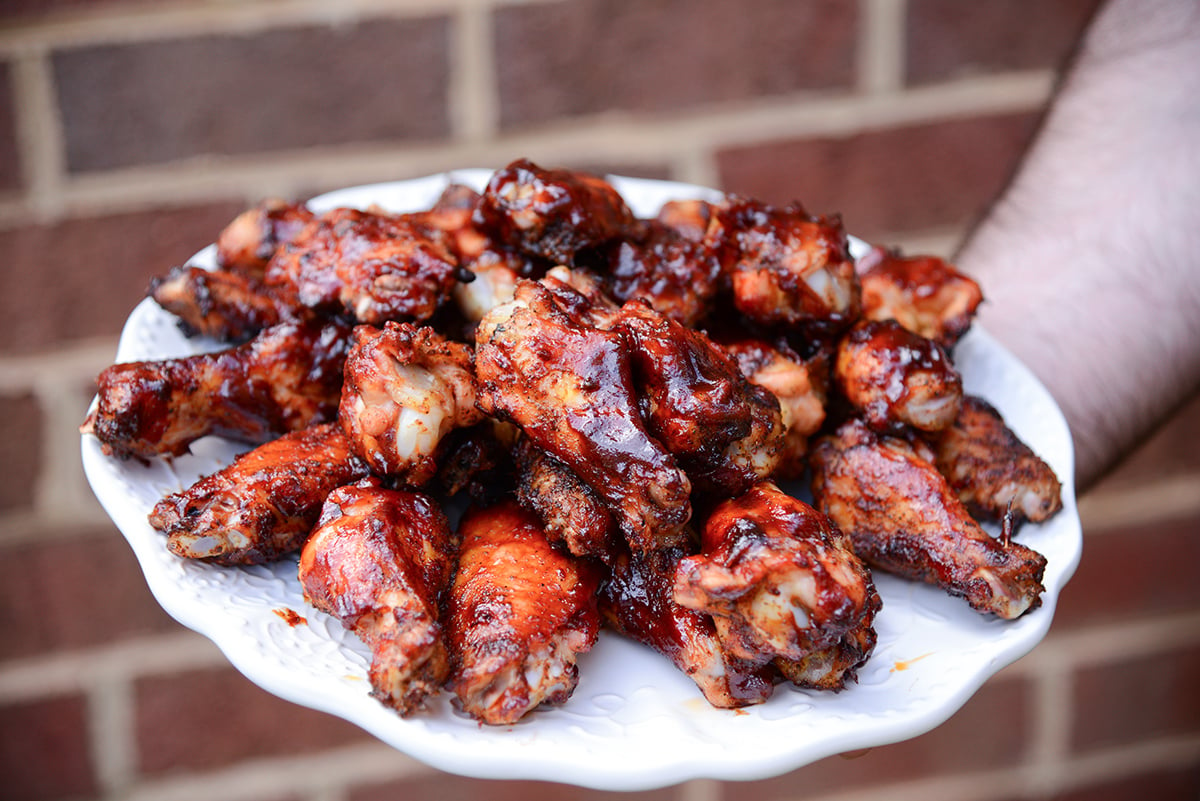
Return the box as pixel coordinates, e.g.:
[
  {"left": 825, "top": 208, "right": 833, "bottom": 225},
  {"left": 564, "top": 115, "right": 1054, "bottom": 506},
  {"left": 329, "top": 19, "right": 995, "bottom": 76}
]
[{"left": 2, "top": 1, "right": 1198, "bottom": 799}]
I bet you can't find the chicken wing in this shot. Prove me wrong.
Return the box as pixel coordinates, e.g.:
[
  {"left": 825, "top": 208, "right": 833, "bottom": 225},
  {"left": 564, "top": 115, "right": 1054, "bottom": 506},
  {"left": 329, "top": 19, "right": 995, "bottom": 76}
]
[
  {"left": 614, "top": 300, "right": 784, "bottom": 497},
  {"left": 809, "top": 419, "right": 1046, "bottom": 619},
  {"left": 932, "top": 395, "right": 1063, "bottom": 524},
  {"left": 149, "top": 423, "right": 370, "bottom": 565},
  {"left": 513, "top": 437, "right": 620, "bottom": 561},
  {"left": 600, "top": 546, "right": 777, "bottom": 709},
  {"left": 835, "top": 318, "right": 963, "bottom": 433},
  {"left": 445, "top": 501, "right": 602, "bottom": 725},
  {"left": 83, "top": 319, "right": 350, "bottom": 460},
  {"left": 338, "top": 322, "right": 483, "bottom": 484},
  {"left": 149, "top": 264, "right": 297, "bottom": 343},
  {"left": 713, "top": 197, "right": 860, "bottom": 337},
  {"left": 858, "top": 246, "right": 983, "bottom": 349},
  {"left": 599, "top": 220, "right": 722, "bottom": 327},
  {"left": 265, "top": 207, "right": 462, "bottom": 325},
  {"left": 723, "top": 337, "right": 828, "bottom": 479},
  {"left": 299, "top": 478, "right": 456, "bottom": 714},
  {"left": 673, "top": 482, "right": 879, "bottom": 689},
  {"left": 473, "top": 158, "right": 636, "bottom": 264},
  {"left": 474, "top": 279, "right": 692, "bottom": 550},
  {"left": 216, "top": 198, "right": 315, "bottom": 280}
]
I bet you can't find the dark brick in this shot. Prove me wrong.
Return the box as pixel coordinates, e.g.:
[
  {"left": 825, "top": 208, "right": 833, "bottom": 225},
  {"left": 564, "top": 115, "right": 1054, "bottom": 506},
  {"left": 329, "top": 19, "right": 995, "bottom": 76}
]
[
  {"left": 0, "top": 392, "right": 40, "bottom": 512},
  {"left": 53, "top": 16, "right": 451, "bottom": 172},
  {"left": 906, "top": 0, "right": 1102, "bottom": 85},
  {"left": 1089, "top": 388, "right": 1200, "bottom": 491},
  {"left": 0, "top": 0, "right": 150, "bottom": 22},
  {"left": 0, "top": 526, "right": 179, "bottom": 661},
  {"left": 716, "top": 112, "right": 1042, "bottom": 240},
  {"left": 494, "top": 0, "right": 857, "bottom": 130},
  {"left": 1071, "top": 643, "right": 1200, "bottom": 752},
  {"left": 350, "top": 774, "right": 675, "bottom": 801},
  {"left": 0, "top": 200, "right": 244, "bottom": 354},
  {"left": 135, "top": 665, "right": 370, "bottom": 774},
  {"left": 0, "top": 694, "right": 97, "bottom": 801},
  {"left": 722, "top": 676, "right": 1031, "bottom": 800},
  {"left": 1053, "top": 511, "right": 1200, "bottom": 629},
  {"left": 1051, "top": 763, "right": 1200, "bottom": 801},
  {"left": 0, "top": 60, "right": 20, "bottom": 192}
]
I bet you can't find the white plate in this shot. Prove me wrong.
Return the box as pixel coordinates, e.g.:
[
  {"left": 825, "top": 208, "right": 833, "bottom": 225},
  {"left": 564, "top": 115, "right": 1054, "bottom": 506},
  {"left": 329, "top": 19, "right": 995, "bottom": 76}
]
[{"left": 81, "top": 171, "right": 1081, "bottom": 791}]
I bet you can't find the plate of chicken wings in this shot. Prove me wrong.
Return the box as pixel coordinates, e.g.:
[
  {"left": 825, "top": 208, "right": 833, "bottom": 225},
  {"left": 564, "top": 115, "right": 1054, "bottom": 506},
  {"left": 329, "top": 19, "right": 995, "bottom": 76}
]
[{"left": 81, "top": 162, "right": 1081, "bottom": 790}]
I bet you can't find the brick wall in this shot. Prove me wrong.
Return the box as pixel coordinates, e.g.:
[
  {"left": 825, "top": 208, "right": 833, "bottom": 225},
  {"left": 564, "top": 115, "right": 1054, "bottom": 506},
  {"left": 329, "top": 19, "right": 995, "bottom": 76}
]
[{"left": 2, "top": 1, "right": 1198, "bottom": 800}]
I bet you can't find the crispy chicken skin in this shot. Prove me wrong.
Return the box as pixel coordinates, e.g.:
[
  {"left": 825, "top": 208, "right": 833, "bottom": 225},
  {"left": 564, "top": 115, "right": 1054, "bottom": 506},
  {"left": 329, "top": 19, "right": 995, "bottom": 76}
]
[
  {"left": 473, "top": 158, "right": 636, "bottom": 264},
  {"left": 149, "top": 423, "right": 370, "bottom": 565},
  {"left": 712, "top": 197, "right": 860, "bottom": 335},
  {"left": 932, "top": 395, "right": 1063, "bottom": 524},
  {"left": 674, "top": 482, "right": 879, "bottom": 688},
  {"left": 614, "top": 301, "right": 784, "bottom": 497},
  {"left": 83, "top": 319, "right": 350, "bottom": 460},
  {"left": 265, "top": 207, "right": 461, "bottom": 325},
  {"left": 149, "top": 264, "right": 296, "bottom": 343},
  {"left": 600, "top": 546, "right": 777, "bottom": 709},
  {"left": 445, "top": 501, "right": 602, "bottom": 725},
  {"left": 513, "top": 437, "right": 620, "bottom": 561},
  {"left": 724, "top": 338, "right": 827, "bottom": 479},
  {"left": 299, "top": 478, "right": 456, "bottom": 714},
  {"left": 835, "top": 318, "right": 963, "bottom": 433},
  {"left": 810, "top": 419, "right": 1047, "bottom": 619},
  {"left": 338, "top": 322, "right": 483, "bottom": 484},
  {"left": 773, "top": 621, "right": 879, "bottom": 691},
  {"left": 474, "top": 279, "right": 692, "bottom": 551},
  {"left": 216, "top": 198, "right": 315, "bottom": 280},
  {"left": 600, "top": 220, "right": 722, "bottom": 327},
  {"left": 858, "top": 246, "right": 984, "bottom": 349}
]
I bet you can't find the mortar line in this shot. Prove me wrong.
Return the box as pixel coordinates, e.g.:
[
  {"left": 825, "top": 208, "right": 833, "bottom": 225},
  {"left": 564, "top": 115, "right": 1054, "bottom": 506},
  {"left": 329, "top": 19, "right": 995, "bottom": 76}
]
[
  {"left": 858, "top": 0, "right": 906, "bottom": 94},
  {"left": 449, "top": 0, "right": 499, "bottom": 143},
  {"left": 117, "top": 742, "right": 432, "bottom": 801},
  {"left": 0, "top": 0, "right": 566, "bottom": 54},
  {"left": 1024, "top": 658, "right": 1073, "bottom": 797},
  {"left": 8, "top": 46, "right": 66, "bottom": 221},
  {"left": 87, "top": 671, "right": 136, "bottom": 797},
  {"left": 1078, "top": 473, "right": 1200, "bottom": 531},
  {"left": 0, "top": 632, "right": 225, "bottom": 702}
]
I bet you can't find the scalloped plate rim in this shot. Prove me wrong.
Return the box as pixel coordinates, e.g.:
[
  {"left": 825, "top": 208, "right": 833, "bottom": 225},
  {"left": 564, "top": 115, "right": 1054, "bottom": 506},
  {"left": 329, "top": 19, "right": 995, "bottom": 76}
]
[{"left": 80, "top": 171, "right": 1081, "bottom": 791}]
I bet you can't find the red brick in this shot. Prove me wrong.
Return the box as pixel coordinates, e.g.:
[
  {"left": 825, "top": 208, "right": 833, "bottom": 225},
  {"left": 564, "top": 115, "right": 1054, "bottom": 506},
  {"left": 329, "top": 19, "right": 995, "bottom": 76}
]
[
  {"left": 52, "top": 16, "right": 451, "bottom": 172},
  {"left": 0, "top": 0, "right": 150, "bottom": 22},
  {"left": 1053, "top": 512, "right": 1200, "bottom": 629},
  {"left": 0, "top": 527, "right": 180, "bottom": 661},
  {"left": 0, "top": 392, "right": 40, "bottom": 512},
  {"left": 494, "top": 0, "right": 857, "bottom": 130},
  {"left": 1088, "top": 389, "right": 1200, "bottom": 491},
  {"left": 0, "top": 60, "right": 20, "bottom": 192},
  {"left": 1051, "top": 763, "right": 1200, "bottom": 801},
  {"left": 716, "top": 112, "right": 1041, "bottom": 240},
  {"left": 135, "top": 665, "right": 370, "bottom": 774},
  {"left": 0, "top": 200, "right": 244, "bottom": 354},
  {"left": 1071, "top": 643, "right": 1200, "bottom": 752},
  {"left": 722, "top": 676, "right": 1031, "bottom": 800},
  {"left": 0, "top": 694, "right": 97, "bottom": 801},
  {"left": 350, "top": 774, "right": 675, "bottom": 801},
  {"left": 906, "top": 0, "right": 1101, "bottom": 85}
]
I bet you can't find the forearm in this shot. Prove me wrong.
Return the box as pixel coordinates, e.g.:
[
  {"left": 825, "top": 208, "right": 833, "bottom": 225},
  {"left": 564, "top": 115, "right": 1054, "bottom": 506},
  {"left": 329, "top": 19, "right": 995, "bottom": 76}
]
[{"left": 955, "top": 0, "right": 1200, "bottom": 491}]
